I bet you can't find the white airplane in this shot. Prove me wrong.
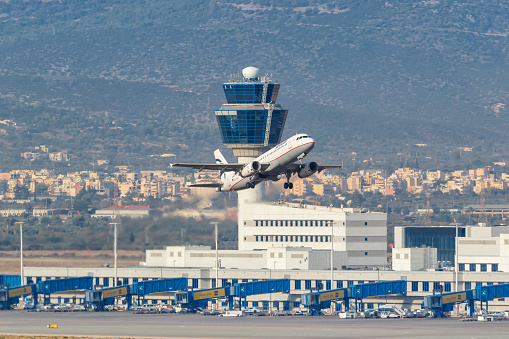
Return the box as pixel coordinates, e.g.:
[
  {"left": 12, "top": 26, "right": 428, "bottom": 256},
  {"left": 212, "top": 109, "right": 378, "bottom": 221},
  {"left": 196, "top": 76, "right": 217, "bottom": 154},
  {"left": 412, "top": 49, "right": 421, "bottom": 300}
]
[{"left": 171, "top": 134, "right": 340, "bottom": 192}]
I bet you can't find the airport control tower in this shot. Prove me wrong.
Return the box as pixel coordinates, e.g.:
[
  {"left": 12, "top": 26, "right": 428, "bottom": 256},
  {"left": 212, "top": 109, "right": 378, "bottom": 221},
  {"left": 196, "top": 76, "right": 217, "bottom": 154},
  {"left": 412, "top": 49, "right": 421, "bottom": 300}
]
[
  {"left": 215, "top": 67, "right": 288, "bottom": 202},
  {"left": 215, "top": 67, "right": 288, "bottom": 249}
]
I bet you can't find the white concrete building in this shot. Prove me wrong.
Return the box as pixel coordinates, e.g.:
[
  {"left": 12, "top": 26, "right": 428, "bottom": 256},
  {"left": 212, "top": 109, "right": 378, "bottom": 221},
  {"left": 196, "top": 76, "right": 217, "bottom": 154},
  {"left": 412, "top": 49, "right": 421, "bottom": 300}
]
[
  {"left": 238, "top": 202, "right": 387, "bottom": 268},
  {"left": 394, "top": 224, "right": 509, "bottom": 273},
  {"left": 392, "top": 247, "right": 437, "bottom": 271},
  {"left": 145, "top": 245, "right": 347, "bottom": 270},
  {"left": 457, "top": 225, "right": 509, "bottom": 273}
]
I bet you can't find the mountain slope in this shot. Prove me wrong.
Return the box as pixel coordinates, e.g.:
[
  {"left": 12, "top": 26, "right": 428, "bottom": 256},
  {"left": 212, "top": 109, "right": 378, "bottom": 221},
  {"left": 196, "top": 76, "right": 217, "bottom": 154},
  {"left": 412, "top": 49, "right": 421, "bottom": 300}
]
[{"left": 0, "top": 1, "right": 508, "bottom": 171}]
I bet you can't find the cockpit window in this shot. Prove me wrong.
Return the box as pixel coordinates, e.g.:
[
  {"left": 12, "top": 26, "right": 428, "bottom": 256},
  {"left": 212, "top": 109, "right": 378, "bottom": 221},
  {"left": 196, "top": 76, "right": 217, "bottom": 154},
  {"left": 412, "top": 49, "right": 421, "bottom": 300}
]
[{"left": 297, "top": 135, "right": 310, "bottom": 140}]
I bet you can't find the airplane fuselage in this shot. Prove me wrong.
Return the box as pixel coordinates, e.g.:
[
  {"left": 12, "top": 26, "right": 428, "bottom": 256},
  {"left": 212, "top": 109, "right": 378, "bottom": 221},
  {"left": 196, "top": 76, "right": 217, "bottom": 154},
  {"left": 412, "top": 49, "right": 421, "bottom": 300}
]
[{"left": 220, "top": 134, "right": 315, "bottom": 191}]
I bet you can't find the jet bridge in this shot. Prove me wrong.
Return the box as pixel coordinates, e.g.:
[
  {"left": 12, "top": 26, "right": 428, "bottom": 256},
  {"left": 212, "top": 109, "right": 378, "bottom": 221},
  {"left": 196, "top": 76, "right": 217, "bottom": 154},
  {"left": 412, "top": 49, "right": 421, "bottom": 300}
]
[
  {"left": 178, "top": 279, "right": 291, "bottom": 311},
  {"left": 0, "top": 275, "right": 21, "bottom": 287},
  {"left": 475, "top": 283, "right": 509, "bottom": 312},
  {"left": 0, "top": 284, "right": 37, "bottom": 309},
  {"left": 424, "top": 289, "right": 476, "bottom": 317},
  {"left": 86, "top": 278, "right": 188, "bottom": 310},
  {"left": 423, "top": 284, "right": 509, "bottom": 317},
  {"left": 301, "top": 280, "right": 408, "bottom": 314},
  {"left": 350, "top": 280, "right": 407, "bottom": 312},
  {"left": 133, "top": 277, "right": 188, "bottom": 305},
  {"left": 39, "top": 277, "right": 94, "bottom": 305},
  {"left": 180, "top": 286, "right": 234, "bottom": 310},
  {"left": 85, "top": 284, "right": 133, "bottom": 310},
  {"left": 234, "top": 279, "right": 290, "bottom": 310},
  {"left": 302, "top": 288, "right": 348, "bottom": 314}
]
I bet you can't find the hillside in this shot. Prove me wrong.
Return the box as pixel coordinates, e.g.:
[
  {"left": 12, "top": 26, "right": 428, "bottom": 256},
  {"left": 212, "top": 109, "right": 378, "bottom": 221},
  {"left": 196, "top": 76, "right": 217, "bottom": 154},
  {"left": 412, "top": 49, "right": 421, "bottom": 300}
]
[{"left": 0, "top": 1, "right": 508, "bottom": 172}]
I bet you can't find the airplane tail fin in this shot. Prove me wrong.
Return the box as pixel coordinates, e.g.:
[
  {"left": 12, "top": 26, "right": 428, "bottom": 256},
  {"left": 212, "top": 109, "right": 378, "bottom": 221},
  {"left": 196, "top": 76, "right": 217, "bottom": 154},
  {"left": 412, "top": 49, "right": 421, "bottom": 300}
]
[{"left": 214, "top": 149, "right": 228, "bottom": 164}]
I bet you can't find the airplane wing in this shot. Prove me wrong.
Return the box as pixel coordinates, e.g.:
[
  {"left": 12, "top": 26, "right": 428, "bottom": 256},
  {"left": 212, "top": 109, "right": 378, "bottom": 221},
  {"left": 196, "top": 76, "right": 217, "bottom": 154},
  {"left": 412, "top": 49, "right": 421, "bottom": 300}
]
[
  {"left": 286, "top": 164, "right": 341, "bottom": 174},
  {"left": 171, "top": 163, "right": 245, "bottom": 172},
  {"left": 190, "top": 183, "right": 222, "bottom": 188},
  {"left": 172, "top": 163, "right": 270, "bottom": 172}
]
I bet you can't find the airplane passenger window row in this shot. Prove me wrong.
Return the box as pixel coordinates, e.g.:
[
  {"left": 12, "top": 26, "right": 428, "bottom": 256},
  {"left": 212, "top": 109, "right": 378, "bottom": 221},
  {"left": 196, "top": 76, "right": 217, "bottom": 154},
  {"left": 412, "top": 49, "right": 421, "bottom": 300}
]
[
  {"left": 255, "top": 235, "right": 330, "bottom": 242},
  {"left": 255, "top": 220, "right": 333, "bottom": 227}
]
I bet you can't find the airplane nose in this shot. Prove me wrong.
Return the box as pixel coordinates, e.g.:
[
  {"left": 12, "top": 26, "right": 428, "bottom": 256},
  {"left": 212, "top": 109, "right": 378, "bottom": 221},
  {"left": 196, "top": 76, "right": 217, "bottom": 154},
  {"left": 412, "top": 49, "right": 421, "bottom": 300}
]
[{"left": 307, "top": 138, "right": 315, "bottom": 151}]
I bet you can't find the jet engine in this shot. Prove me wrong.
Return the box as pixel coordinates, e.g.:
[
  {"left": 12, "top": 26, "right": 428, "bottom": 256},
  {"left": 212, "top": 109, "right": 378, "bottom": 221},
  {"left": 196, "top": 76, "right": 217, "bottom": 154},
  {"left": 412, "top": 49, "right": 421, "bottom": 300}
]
[
  {"left": 240, "top": 161, "right": 261, "bottom": 178},
  {"left": 298, "top": 162, "right": 318, "bottom": 178}
]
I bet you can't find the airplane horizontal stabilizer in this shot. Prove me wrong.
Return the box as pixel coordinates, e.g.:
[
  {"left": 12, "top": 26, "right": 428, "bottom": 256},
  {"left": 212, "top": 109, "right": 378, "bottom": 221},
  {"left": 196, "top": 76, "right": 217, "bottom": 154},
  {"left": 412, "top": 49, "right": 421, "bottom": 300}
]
[{"left": 317, "top": 165, "right": 341, "bottom": 173}]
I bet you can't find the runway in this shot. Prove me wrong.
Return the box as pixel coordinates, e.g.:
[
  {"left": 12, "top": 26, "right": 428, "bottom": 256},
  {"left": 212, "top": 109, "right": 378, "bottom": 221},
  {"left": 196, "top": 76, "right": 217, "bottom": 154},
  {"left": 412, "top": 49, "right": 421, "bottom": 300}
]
[{"left": 0, "top": 310, "right": 508, "bottom": 338}]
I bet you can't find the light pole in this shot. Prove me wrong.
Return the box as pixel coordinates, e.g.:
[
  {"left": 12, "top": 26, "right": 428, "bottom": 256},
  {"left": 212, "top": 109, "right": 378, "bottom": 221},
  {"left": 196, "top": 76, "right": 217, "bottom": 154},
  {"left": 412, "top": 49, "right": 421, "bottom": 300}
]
[
  {"left": 17, "top": 222, "right": 25, "bottom": 286},
  {"left": 211, "top": 222, "right": 219, "bottom": 288},
  {"left": 330, "top": 220, "right": 334, "bottom": 290},
  {"left": 16, "top": 221, "right": 25, "bottom": 309},
  {"left": 269, "top": 267, "right": 271, "bottom": 315},
  {"left": 454, "top": 219, "right": 459, "bottom": 292},
  {"left": 269, "top": 261, "right": 275, "bottom": 315},
  {"left": 110, "top": 222, "right": 119, "bottom": 287}
]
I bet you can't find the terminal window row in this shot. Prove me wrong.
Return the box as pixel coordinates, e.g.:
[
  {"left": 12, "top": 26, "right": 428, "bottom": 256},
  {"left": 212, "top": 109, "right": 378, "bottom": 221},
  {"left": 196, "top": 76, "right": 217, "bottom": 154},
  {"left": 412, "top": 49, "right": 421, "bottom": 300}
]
[
  {"left": 464, "top": 282, "right": 497, "bottom": 290},
  {"left": 295, "top": 280, "right": 374, "bottom": 290},
  {"left": 409, "top": 281, "right": 504, "bottom": 292},
  {"left": 255, "top": 220, "right": 334, "bottom": 227},
  {"left": 458, "top": 263, "right": 498, "bottom": 272},
  {"left": 256, "top": 235, "right": 330, "bottom": 243}
]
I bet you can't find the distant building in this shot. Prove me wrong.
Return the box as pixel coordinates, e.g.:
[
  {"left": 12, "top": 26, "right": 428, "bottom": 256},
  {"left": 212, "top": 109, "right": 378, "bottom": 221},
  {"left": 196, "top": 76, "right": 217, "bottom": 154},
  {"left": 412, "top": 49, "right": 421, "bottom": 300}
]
[
  {"left": 463, "top": 205, "right": 509, "bottom": 218},
  {"left": 394, "top": 225, "right": 466, "bottom": 265},
  {"left": 238, "top": 202, "right": 387, "bottom": 268},
  {"left": 0, "top": 209, "right": 26, "bottom": 217},
  {"left": 144, "top": 245, "right": 347, "bottom": 270},
  {"left": 457, "top": 225, "right": 509, "bottom": 273},
  {"left": 20, "top": 152, "right": 41, "bottom": 160},
  {"left": 32, "top": 208, "right": 57, "bottom": 217},
  {"left": 92, "top": 203, "right": 151, "bottom": 219},
  {"left": 49, "top": 152, "right": 69, "bottom": 162},
  {"left": 392, "top": 247, "right": 437, "bottom": 271}
]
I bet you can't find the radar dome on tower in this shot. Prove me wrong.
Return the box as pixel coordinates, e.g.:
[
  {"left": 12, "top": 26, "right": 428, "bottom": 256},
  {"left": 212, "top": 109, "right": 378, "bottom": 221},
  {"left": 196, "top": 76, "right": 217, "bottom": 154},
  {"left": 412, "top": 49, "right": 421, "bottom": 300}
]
[{"left": 242, "top": 66, "right": 260, "bottom": 80}]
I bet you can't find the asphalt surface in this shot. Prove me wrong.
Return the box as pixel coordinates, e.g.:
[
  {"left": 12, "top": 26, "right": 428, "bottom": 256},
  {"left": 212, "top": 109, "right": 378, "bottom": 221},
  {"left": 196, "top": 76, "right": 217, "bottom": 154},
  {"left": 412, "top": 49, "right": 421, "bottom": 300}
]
[{"left": 1, "top": 310, "right": 508, "bottom": 338}]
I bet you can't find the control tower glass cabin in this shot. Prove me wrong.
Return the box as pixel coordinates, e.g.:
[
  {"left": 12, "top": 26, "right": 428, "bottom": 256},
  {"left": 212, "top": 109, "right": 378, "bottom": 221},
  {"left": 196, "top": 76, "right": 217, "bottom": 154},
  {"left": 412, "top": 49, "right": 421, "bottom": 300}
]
[{"left": 215, "top": 67, "right": 288, "bottom": 158}]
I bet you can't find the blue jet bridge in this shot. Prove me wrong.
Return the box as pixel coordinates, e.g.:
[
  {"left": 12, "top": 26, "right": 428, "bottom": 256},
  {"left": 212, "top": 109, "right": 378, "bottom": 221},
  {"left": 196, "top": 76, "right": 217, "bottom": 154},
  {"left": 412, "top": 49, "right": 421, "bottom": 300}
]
[
  {"left": 0, "top": 275, "right": 21, "bottom": 287},
  {"left": 0, "top": 283, "right": 37, "bottom": 309},
  {"left": 424, "top": 284, "right": 509, "bottom": 317},
  {"left": 0, "top": 276, "right": 93, "bottom": 309},
  {"left": 302, "top": 287, "right": 348, "bottom": 314},
  {"left": 351, "top": 280, "right": 407, "bottom": 311},
  {"left": 178, "top": 279, "right": 290, "bottom": 311},
  {"left": 301, "top": 280, "right": 407, "bottom": 314},
  {"left": 475, "top": 283, "right": 509, "bottom": 313},
  {"left": 86, "top": 277, "right": 188, "bottom": 310},
  {"left": 39, "top": 277, "right": 93, "bottom": 305},
  {"left": 424, "top": 289, "right": 476, "bottom": 317}
]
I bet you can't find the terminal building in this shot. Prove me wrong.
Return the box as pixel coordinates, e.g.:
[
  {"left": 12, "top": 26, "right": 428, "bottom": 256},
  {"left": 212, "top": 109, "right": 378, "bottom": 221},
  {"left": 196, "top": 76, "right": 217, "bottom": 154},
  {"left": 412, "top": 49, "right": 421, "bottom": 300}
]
[
  {"left": 145, "top": 202, "right": 386, "bottom": 269},
  {"left": 145, "top": 245, "right": 347, "bottom": 271}
]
